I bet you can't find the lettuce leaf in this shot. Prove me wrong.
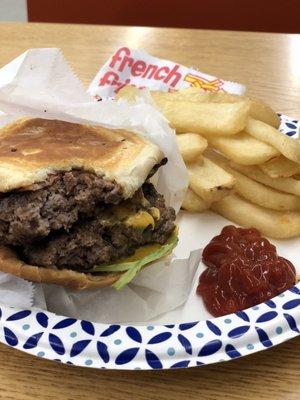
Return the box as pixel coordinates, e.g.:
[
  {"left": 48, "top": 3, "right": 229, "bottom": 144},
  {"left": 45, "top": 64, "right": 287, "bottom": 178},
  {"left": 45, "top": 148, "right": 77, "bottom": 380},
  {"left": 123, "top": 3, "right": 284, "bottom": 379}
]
[{"left": 92, "top": 233, "right": 178, "bottom": 290}]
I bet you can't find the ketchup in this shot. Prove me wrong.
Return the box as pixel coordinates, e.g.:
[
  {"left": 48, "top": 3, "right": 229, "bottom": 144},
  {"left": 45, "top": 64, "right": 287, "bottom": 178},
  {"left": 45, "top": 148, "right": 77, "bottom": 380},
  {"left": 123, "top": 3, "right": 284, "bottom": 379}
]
[{"left": 197, "top": 225, "right": 296, "bottom": 317}]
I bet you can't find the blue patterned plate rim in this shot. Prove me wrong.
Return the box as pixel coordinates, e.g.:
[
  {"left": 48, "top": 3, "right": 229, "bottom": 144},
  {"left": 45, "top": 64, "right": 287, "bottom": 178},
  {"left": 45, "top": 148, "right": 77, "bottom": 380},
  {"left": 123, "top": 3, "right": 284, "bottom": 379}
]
[{"left": 0, "top": 282, "right": 299, "bottom": 370}]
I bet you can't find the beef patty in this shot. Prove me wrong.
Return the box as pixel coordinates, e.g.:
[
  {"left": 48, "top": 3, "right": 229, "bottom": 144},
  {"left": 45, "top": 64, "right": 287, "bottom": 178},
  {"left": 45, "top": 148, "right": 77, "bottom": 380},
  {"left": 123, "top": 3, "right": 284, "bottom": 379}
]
[
  {"left": 0, "top": 168, "right": 175, "bottom": 269},
  {"left": 0, "top": 171, "right": 123, "bottom": 246},
  {"left": 22, "top": 183, "right": 176, "bottom": 270}
]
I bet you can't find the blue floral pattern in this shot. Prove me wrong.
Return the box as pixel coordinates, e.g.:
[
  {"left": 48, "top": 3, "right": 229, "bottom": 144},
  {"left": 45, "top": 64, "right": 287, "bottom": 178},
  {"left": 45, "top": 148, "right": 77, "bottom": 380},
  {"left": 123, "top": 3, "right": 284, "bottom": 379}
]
[
  {"left": 0, "top": 284, "right": 298, "bottom": 370},
  {"left": 0, "top": 114, "right": 298, "bottom": 370},
  {"left": 278, "top": 114, "right": 299, "bottom": 138}
]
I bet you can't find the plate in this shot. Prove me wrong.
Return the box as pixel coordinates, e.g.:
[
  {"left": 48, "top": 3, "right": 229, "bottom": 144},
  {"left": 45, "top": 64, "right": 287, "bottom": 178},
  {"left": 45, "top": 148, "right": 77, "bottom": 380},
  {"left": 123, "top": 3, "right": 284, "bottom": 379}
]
[{"left": 0, "top": 115, "right": 299, "bottom": 370}]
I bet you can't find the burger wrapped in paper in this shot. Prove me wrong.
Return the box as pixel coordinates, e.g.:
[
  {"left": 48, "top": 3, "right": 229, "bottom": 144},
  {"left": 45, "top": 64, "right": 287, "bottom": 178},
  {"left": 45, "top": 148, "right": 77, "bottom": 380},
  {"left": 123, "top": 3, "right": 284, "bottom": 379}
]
[{"left": 0, "top": 118, "right": 178, "bottom": 290}]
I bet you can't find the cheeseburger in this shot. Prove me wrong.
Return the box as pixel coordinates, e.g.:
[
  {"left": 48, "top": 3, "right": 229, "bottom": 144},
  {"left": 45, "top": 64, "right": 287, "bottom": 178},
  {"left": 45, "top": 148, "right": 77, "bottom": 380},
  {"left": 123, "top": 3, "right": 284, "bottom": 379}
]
[{"left": 0, "top": 118, "right": 177, "bottom": 290}]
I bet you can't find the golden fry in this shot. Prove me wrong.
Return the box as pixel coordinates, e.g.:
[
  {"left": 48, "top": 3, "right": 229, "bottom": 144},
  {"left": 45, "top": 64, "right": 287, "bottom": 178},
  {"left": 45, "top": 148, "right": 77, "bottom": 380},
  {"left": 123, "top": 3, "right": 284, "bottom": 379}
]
[
  {"left": 117, "top": 86, "right": 250, "bottom": 136},
  {"left": 211, "top": 194, "right": 300, "bottom": 239},
  {"left": 246, "top": 118, "right": 300, "bottom": 163},
  {"left": 230, "top": 162, "right": 300, "bottom": 196},
  {"left": 152, "top": 88, "right": 280, "bottom": 127},
  {"left": 205, "top": 150, "right": 300, "bottom": 211},
  {"left": 259, "top": 156, "right": 300, "bottom": 178},
  {"left": 155, "top": 98, "right": 250, "bottom": 136},
  {"left": 248, "top": 98, "right": 280, "bottom": 128},
  {"left": 207, "top": 132, "right": 279, "bottom": 165},
  {"left": 188, "top": 157, "right": 235, "bottom": 203},
  {"left": 181, "top": 188, "right": 210, "bottom": 212},
  {"left": 176, "top": 133, "right": 207, "bottom": 163}
]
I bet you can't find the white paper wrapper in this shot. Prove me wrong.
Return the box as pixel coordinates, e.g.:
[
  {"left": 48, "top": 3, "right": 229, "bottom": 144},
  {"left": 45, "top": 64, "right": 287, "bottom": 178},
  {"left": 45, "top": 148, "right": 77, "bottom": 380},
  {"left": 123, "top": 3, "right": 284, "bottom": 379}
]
[
  {"left": 38, "top": 250, "right": 200, "bottom": 324},
  {"left": 0, "top": 48, "right": 194, "bottom": 323},
  {"left": 0, "top": 273, "right": 35, "bottom": 309},
  {"left": 88, "top": 47, "right": 245, "bottom": 99}
]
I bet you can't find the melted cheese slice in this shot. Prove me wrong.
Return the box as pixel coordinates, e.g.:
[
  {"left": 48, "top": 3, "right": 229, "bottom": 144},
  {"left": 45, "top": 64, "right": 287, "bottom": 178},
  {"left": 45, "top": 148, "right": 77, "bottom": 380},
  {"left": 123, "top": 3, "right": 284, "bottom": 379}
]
[
  {"left": 112, "top": 204, "right": 160, "bottom": 230},
  {"left": 125, "top": 210, "right": 155, "bottom": 229}
]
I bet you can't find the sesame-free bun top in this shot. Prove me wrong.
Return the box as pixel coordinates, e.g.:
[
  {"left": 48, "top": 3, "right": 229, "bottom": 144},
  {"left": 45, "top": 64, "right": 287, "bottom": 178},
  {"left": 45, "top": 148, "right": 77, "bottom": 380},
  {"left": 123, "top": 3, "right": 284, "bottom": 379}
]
[{"left": 0, "top": 118, "right": 164, "bottom": 197}]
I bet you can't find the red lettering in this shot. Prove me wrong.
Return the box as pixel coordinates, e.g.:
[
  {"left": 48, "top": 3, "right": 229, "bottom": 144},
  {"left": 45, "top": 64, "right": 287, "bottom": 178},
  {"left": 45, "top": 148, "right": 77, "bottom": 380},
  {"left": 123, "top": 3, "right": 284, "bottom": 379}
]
[
  {"left": 131, "top": 60, "right": 147, "bottom": 77},
  {"left": 164, "top": 65, "right": 182, "bottom": 87},
  {"left": 114, "top": 79, "right": 132, "bottom": 93},
  {"left": 118, "top": 55, "right": 133, "bottom": 72},
  {"left": 154, "top": 66, "right": 170, "bottom": 80},
  {"left": 99, "top": 71, "right": 120, "bottom": 86},
  {"left": 109, "top": 47, "right": 131, "bottom": 68},
  {"left": 142, "top": 64, "right": 158, "bottom": 79}
]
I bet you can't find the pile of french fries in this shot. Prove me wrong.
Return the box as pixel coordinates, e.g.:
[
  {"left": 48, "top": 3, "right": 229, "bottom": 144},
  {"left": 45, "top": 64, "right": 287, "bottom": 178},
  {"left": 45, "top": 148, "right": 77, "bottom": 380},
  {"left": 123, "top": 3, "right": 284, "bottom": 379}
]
[{"left": 117, "top": 86, "right": 300, "bottom": 239}]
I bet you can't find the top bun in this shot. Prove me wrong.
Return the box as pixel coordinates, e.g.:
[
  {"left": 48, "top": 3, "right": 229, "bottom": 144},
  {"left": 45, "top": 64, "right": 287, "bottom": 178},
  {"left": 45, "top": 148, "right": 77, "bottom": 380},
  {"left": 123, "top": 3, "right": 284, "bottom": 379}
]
[{"left": 0, "top": 118, "right": 164, "bottom": 197}]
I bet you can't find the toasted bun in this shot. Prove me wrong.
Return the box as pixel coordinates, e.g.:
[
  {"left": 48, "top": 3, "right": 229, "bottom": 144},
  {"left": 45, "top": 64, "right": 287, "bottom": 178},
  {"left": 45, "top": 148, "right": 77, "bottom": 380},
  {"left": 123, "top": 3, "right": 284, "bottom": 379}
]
[
  {"left": 0, "top": 118, "right": 163, "bottom": 197},
  {"left": 0, "top": 245, "right": 123, "bottom": 290}
]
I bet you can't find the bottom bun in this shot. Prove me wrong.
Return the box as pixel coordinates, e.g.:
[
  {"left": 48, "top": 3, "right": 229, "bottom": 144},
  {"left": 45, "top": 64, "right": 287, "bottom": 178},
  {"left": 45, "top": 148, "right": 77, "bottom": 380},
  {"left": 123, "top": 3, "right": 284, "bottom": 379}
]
[{"left": 0, "top": 245, "right": 122, "bottom": 290}]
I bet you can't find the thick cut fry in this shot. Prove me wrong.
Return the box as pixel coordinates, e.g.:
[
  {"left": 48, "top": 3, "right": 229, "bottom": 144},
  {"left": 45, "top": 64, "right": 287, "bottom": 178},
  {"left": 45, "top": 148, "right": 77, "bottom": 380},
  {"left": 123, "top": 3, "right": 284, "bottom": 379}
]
[
  {"left": 181, "top": 188, "right": 209, "bottom": 212},
  {"left": 259, "top": 156, "right": 300, "bottom": 178},
  {"left": 205, "top": 150, "right": 300, "bottom": 211},
  {"left": 248, "top": 98, "right": 280, "bottom": 128},
  {"left": 230, "top": 162, "right": 300, "bottom": 196},
  {"left": 188, "top": 157, "right": 235, "bottom": 203},
  {"left": 176, "top": 133, "right": 207, "bottom": 163},
  {"left": 118, "top": 86, "right": 250, "bottom": 135},
  {"left": 211, "top": 194, "right": 300, "bottom": 239},
  {"left": 155, "top": 98, "right": 250, "bottom": 136},
  {"left": 246, "top": 118, "right": 300, "bottom": 163},
  {"left": 152, "top": 88, "right": 280, "bottom": 127},
  {"left": 208, "top": 132, "right": 279, "bottom": 165},
  {"left": 233, "top": 171, "right": 300, "bottom": 211},
  {"left": 151, "top": 87, "right": 229, "bottom": 103}
]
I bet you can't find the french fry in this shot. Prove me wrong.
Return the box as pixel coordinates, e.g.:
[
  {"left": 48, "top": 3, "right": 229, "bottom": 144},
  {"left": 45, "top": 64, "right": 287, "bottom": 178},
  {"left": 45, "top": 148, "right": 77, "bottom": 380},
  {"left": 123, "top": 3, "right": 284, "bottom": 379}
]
[
  {"left": 181, "top": 188, "right": 210, "bottom": 212},
  {"left": 234, "top": 171, "right": 300, "bottom": 211},
  {"left": 155, "top": 99, "right": 250, "bottom": 136},
  {"left": 207, "top": 132, "right": 279, "bottom": 165},
  {"left": 230, "top": 162, "right": 300, "bottom": 196},
  {"left": 205, "top": 149, "right": 300, "bottom": 211},
  {"left": 152, "top": 88, "right": 280, "bottom": 127},
  {"left": 117, "top": 86, "right": 250, "bottom": 136},
  {"left": 188, "top": 157, "right": 235, "bottom": 203},
  {"left": 211, "top": 193, "right": 300, "bottom": 239},
  {"left": 259, "top": 156, "right": 300, "bottom": 178},
  {"left": 248, "top": 98, "right": 280, "bottom": 128},
  {"left": 246, "top": 118, "right": 300, "bottom": 163},
  {"left": 176, "top": 133, "right": 207, "bottom": 163},
  {"left": 151, "top": 87, "right": 224, "bottom": 103}
]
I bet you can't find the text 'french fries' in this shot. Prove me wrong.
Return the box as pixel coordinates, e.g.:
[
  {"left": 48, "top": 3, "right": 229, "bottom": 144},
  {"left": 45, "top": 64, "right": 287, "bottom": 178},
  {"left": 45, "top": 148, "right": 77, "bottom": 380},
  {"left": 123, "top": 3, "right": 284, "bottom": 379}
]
[
  {"left": 259, "top": 156, "right": 300, "bottom": 178},
  {"left": 188, "top": 157, "right": 235, "bottom": 203},
  {"left": 182, "top": 188, "right": 209, "bottom": 212},
  {"left": 211, "top": 194, "right": 300, "bottom": 239},
  {"left": 246, "top": 118, "right": 300, "bottom": 163},
  {"left": 176, "top": 133, "right": 207, "bottom": 163},
  {"left": 207, "top": 132, "right": 279, "bottom": 165}
]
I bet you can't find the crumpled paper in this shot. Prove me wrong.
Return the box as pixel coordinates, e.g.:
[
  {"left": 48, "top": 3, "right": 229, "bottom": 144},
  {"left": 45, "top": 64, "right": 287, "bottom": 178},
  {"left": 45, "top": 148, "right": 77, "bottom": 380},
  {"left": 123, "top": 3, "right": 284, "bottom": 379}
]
[
  {"left": 39, "top": 250, "right": 200, "bottom": 324},
  {"left": 0, "top": 273, "right": 36, "bottom": 309},
  {"left": 0, "top": 48, "right": 195, "bottom": 323}
]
